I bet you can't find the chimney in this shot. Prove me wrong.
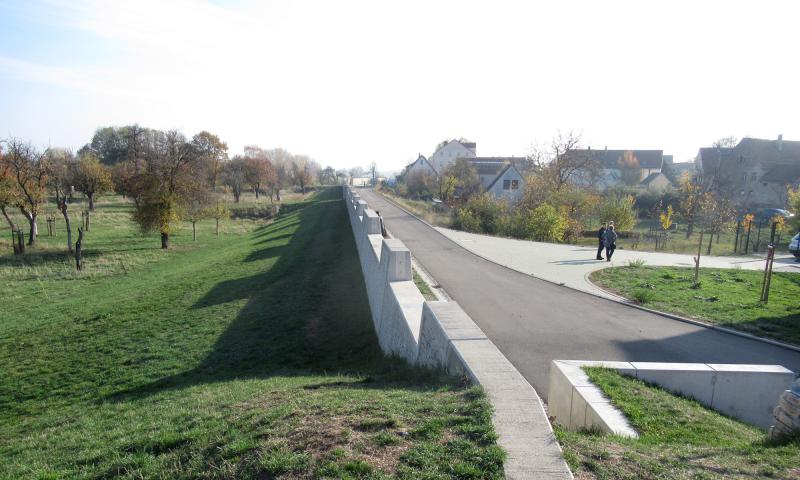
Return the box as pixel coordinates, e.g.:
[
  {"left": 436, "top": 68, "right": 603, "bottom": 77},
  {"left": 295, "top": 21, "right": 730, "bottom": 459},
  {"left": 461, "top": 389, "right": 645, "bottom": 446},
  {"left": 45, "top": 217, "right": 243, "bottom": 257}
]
[
  {"left": 778, "top": 134, "right": 783, "bottom": 151},
  {"left": 604, "top": 146, "right": 607, "bottom": 151}
]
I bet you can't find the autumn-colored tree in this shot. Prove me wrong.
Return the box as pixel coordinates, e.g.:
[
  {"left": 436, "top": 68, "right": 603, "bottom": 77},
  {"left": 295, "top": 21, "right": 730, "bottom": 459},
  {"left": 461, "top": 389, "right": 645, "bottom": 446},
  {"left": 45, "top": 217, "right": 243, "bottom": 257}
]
[
  {"left": 594, "top": 192, "right": 637, "bottom": 232},
  {"left": 192, "top": 131, "right": 228, "bottom": 191},
  {"left": 442, "top": 158, "right": 481, "bottom": 204},
  {"left": 702, "top": 193, "right": 736, "bottom": 254},
  {"left": 405, "top": 170, "right": 436, "bottom": 199},
  {"left": 0, "top": 149, "right": 20, "bottom": 233},
  {"left": 130, "top": 130, "right": 205, "bottom": 249},
  {"left": 2, "top": 139, "right": 49, "bottom": 245},
  {"left": 678, "top": 172, "right": 711, "bottom": 238},
  {"left": 267, "top": 148, "right": 293, "bottom": 201},
  {"left": 243, "top": 152, "right": 275, "bottom": 200},
  {"left": 660, "top": 204, "right": 674, "bottom": 231},
  {"left": 291, "top": 156, "right": 314, "bottom": 194},
  {"left": 185, "top": 190, "right": 211, "bottom": 241},
  {"left": 71, "top": 151, "right": 113, "bottom": 210},
  {"left": 208, "top": 199, "right": 230, "bottom": 236},
  {"left": 788, "top": 186, "right": 800, "bottom": 230},
  {"left": 618, "top": 151, "right": 642, "bottom": 186}
]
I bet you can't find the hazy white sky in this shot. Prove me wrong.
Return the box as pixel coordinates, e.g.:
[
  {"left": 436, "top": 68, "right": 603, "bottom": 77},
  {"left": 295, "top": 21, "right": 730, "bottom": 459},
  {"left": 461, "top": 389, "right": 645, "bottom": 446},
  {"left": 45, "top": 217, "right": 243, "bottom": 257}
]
[{"left": 1, "top": 0, "right": 799, "bottom": 171}]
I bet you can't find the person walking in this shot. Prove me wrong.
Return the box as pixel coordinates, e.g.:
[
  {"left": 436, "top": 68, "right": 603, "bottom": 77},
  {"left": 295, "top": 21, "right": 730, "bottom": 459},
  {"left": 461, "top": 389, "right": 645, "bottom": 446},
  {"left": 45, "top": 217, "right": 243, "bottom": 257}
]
[
  {"left": 603, "top": 223, "right": 617, "bottom": 262},
  {"left": 596, "top": 222, "right": 607, "bottom": 260}
]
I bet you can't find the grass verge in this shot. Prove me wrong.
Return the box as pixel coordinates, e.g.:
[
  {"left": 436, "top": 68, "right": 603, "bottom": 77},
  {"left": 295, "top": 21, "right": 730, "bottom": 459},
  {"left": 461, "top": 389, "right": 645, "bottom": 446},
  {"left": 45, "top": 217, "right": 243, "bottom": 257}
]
[
  {"left": 413, "top": 268, "right": 437, "bottom": 301},
  {"left": 555, "top": 368, "right": 800, "bottom": 479},
  {"left": 0, "top": 187, "right": 503, "bottom": 479},
  {"left": 590, "top": 265, "right": 800, "bottom": 346}
]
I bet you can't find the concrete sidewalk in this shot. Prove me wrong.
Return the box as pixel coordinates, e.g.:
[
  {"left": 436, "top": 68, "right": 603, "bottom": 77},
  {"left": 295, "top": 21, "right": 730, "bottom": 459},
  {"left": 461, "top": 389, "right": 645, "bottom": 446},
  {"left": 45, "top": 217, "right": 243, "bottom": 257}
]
[{"left": 436, "top": 227, "right": 800, "bottom": 299}]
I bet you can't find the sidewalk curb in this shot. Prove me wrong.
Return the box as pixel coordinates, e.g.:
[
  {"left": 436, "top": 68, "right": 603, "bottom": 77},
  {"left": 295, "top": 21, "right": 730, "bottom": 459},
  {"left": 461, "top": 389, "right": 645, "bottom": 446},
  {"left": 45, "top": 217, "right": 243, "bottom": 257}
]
[{"left": 374, "top": 189, "right": 800, "bottom": 356}]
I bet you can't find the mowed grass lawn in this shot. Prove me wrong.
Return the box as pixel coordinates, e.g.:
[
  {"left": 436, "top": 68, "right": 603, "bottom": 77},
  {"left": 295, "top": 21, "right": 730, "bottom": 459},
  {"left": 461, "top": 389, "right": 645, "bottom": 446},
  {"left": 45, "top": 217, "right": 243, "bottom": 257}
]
[
  {"left": 556, "top": 368, "right": 800, "bottom": 479},
  {"left": 590, "top": 266, "right": 800, "bottom": 346},
  {"left": 0, "top": 187, "right": 503, "bottom": 479}
]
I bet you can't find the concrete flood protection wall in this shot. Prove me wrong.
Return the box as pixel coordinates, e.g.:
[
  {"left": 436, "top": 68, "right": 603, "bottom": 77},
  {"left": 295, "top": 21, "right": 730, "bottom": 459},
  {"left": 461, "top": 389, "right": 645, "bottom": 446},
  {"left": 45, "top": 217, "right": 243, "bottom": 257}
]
[
  {"left": 549, "top": 360, "right": 795, "bottom": 435},
  {"left": 343, "top": 187, "right": 573, "bottom": 480}
]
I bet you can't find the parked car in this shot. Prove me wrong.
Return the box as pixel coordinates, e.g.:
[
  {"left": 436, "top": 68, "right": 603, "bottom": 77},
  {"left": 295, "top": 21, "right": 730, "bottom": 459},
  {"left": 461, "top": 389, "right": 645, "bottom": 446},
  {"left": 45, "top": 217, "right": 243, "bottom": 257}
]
[
  {"left": 790, "top": 232, "right": 800, "bottom": 259},
  {"left": 757, "top": 208, "right": 795, "bottom": 220}
]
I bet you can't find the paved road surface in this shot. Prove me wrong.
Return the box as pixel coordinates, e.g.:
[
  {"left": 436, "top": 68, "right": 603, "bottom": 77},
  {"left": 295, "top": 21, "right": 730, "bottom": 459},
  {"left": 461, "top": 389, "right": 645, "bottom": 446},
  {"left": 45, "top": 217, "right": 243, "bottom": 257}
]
[
  {"left": 436, "top": 227, "right": 800, "bottom": 299},
  {"left": 358, "top": 188, "right": 800, "bottom": 401}
]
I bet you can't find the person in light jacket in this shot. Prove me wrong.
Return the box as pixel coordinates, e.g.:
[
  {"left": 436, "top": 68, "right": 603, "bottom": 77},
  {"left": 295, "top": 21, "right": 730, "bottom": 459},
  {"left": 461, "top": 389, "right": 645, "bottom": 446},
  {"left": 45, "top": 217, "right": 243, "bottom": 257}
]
[{"left": 603, "top": 223, "right": 617, "bottom": 261}]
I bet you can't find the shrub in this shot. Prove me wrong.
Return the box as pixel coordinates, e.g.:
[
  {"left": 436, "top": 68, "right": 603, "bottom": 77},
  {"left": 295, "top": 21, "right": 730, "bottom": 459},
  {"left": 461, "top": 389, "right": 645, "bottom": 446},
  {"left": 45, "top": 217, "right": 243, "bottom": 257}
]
[
  {"left": 595, "top": 192, "right": 637, "bottom": 231},
  {"left": 628, "top": 258, "right": 647, "bottom": 268},
  {"left": 509, "top": 203, "right": 567, "bottom": 242},
  {"left": 455, "top": 194, "right": 508, "bottom": 235},
  {"left": 633, "top": 289, "right": 655, "bottom": 304}
]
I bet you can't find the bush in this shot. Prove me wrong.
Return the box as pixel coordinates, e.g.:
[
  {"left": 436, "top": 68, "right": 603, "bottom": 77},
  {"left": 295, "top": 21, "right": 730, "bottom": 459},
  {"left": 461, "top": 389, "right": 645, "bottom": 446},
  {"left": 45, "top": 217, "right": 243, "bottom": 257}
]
[
  {"left": 633, "top": 289, "right": 655, "bottom": 304},
  {"left": 628, "top": 258, "right": 647, "bottom": 268},
  {"left": 595, "top": 192, "right": 637, "bottom": 231},
  {"left": 509, "top": 203, "right": 567, "bottom": 242},
  {"left": 455, "top": 194, "right": 508, "bottom": 235}
]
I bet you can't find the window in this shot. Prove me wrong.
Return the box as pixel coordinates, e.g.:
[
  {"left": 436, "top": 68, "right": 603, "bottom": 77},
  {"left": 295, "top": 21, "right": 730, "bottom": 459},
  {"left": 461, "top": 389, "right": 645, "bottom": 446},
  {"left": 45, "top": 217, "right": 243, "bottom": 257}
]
[
  {"left": 503, "top": 180, "right": 511, "bottom": 190},
  {"left": 750, "top": 172, "right": 757, "bottom": 183},
  {"left": 511, "top": 180, "right": 519, "bottom": 190}
]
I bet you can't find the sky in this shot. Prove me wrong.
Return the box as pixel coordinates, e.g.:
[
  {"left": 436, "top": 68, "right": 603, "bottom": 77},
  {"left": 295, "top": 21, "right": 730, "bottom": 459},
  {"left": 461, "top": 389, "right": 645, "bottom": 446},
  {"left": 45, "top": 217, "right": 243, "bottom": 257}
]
[{"left": 1, "top": 0, "right": 799, "bottom": 173}]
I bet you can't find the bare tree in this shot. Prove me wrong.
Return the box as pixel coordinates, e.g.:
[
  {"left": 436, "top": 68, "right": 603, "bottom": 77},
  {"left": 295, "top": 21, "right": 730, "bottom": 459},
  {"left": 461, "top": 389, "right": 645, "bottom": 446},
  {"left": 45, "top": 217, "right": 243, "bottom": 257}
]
[
  {"left": 532, "top": 131, "right": 599, "bottom": 190},
  {"left": 291, "top": 156, "right": 314, "bottom": 194},
  {"left": 47, "top": 149, "right": 76, "bottom": 252},
  {"left": 712, "top": 136, "right": 738, "bottom": 148}
]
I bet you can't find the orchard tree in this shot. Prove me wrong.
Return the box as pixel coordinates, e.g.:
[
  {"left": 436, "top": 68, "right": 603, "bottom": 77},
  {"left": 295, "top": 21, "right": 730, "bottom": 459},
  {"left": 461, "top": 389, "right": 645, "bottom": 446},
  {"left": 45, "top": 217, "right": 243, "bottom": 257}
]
[
  {"left": 192, "top": 131, "right": 228, "bottom": 191},
  {"left": 243, "top": 147, "right": 275, "bottom": 200},
  {"left": 185, "top": 190, "right": 211, "bottom": 241},
  {"left": 267, "top": 148, "right": 292, "bottom": 201},
  {"left": 71, "top": 151, "right": 113, "bottom": 210},
  {"left": 2, "top": 139, "right": 49, "bottom": 245},
  {"left": 678, "top": 172, "right": 712, "bottom": 238},
  {"left": 291, "top": 156, "right": 314, "bottom": 194},
  {"left": 209, "top": 199, "right": 230, "bottom": 236},
  {"left": 130, "top": 130, "right": 205, "bottom": 249},
  {"left": 47, "top": 149, "right": 76, "bottom": 252},
  {"left": 0, "top": 155, "right": 19, "bottom": 233},
  {"left": 223, "top": 156, "right": 248, "bottom": 203}
]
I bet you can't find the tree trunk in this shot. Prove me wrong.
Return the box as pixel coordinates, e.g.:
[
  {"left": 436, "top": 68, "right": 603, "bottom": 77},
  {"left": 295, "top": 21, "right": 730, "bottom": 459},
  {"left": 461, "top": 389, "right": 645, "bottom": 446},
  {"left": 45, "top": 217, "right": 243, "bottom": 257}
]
[
  {"left": 17, "top": 229, "right": 24, "bottom": 254},
  {"left": 88, "top": 193, "right": 95, "bottom": 211},
  {"left": 27, "top": 213, "right": 37, "bottom": 246},
  {"left": 685, "top": 220, "right": 694, "bottom": 239},
  {"left": 254, "top": 187, "right": 259, "bottom": 199},
  {"left": 276, "top": 189, "right": 281, "bottom": 201},
  {"left": 59, "top": 199, "right": 74, "bottom": 253},
  {"left": 234, "top": 191, "right": 241, "bottom": 203},
  {"left": 706, "top": 228, "right": 714, "bottom": 255},
  {"left": 215, "top": 218, "right": 219, "bottom": 236},
  {"left": 85, "top": 210, "right": 90, "bottom": 231},
  {"left": 192, "top": 221, "right": 197, "bottom": 241},
  {"left": 161, "top": 232, "right": 169, "bottom": 249},
  {"left": 75, "top": 227, "right": 84, "bottom": 271},
  {"left": 1, "top": 206, "right": 14, "bottom": 231}
]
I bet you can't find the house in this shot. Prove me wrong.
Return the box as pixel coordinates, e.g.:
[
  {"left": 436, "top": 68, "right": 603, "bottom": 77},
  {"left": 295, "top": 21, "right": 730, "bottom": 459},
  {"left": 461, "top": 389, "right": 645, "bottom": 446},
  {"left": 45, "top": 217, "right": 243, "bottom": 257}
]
[
  {"left": 485, "top": 163, "right": 526, "bottom": 203},
  {"left": 401, "top": 141, "right": 527, "bottom": 203},
  {"left": 563, "top": 148, "right": 666, "bottom": 189},
  {"left": 639, "top": 172, "right": 672, "bottom": 192},
  {"left": 404, "top": 154, "right": 438, "bottom": 179},
  {"left": 696, "top": 135, "right": 800, "bottom": 208},
  {"left": 429, "top": 139, "right": 477, "bottom": 173}
]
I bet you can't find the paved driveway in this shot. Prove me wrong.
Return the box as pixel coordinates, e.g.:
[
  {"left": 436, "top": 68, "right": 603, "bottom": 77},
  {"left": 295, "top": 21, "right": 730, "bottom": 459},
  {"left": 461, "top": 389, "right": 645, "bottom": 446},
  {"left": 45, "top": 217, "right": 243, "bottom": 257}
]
[
  {"left": 436, "top": 227, "right": 800, "bottom": 299},
  {"left": 357, "top": 188, "right": 800, "bottom": 401}
]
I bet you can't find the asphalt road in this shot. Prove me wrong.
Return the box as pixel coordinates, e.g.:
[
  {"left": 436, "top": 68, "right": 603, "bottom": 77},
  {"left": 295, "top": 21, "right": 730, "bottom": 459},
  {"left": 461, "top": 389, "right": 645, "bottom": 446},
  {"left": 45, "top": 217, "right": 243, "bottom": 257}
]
[{"left": 357, "top": 188, "right": 800, "bottom": 401}]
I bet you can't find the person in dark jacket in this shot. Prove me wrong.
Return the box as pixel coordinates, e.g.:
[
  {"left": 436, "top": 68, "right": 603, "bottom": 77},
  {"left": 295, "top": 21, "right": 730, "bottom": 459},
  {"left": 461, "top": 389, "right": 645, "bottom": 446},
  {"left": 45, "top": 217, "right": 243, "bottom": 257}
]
[
  {"left": 596, "top": 223, "right": 607, "bottom": 260},
  {"left": 603, "top": 223, "right": 618, "bottom": 261}
]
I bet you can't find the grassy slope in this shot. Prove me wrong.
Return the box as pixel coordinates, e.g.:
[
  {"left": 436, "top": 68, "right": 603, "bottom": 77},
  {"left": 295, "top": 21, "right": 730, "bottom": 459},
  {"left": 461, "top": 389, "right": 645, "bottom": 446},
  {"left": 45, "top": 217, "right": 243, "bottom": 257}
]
[
  {"left": 590, "top": 265, "right": 800, "bottom": 345},
  {"left": 0, "top": 188, "right": 502, "bottom": 479},
  {"left": 556, "top": 368, "right": 800, "bottom": 480}
]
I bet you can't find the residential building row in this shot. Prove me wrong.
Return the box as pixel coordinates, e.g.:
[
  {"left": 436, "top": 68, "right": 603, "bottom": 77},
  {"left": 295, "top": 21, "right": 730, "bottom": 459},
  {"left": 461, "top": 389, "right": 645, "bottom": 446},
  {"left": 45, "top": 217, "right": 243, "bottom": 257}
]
[{"left": 402, "top": 135, "right": 800, "bottom": 209}]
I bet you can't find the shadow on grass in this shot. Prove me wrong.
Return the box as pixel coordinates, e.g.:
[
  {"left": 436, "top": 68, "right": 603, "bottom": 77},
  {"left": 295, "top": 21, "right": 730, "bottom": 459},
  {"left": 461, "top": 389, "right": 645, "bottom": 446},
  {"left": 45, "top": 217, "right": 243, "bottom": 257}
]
[{"left": 110, "top": 187, "right": 445, "bottom": 402}]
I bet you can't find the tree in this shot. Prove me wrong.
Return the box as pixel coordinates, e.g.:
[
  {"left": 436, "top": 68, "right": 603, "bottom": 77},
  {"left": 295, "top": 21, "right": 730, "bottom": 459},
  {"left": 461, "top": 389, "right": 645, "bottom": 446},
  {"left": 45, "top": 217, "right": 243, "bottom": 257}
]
[
  {"left": 532, "top": 131, "right": 599, "bottom": 190},
  {"left": 510, "top": 203, "right": 567, "bottom": 242},
  {"left": 678, "top": 172, "right": 712, "bottom": 238},
  {"left": 223, "top": 156, "right": 248, "bottom": 203},
  {"left": 1, "top": 139, "right": 49, "bottom": 245},
  {"left": 369, "top": 162, "right": 378, "bottom": 186},
  {"left": 0, "top": 151, "right": 20, "bottom": 233},
  {"left": 267, "top": 148, "right": 293, "bottom": 201},
  {"left": 71, "top": 151, "right": 113, "bottom": 210},
  {"left": 318, "top": 166, "right": 336, "bottom": 185},
  {"left": 405, "top": 170, "right": 436, "bottom": 199},
  {"left": 291, "top": 156, "right": 314, "bottom": 194},
  {"left": 594, "top": 192, "right": 637, "bottom": 232},
  {"left": 185, "top": 191, "right": 211, "bottom": 241},
  {"left": 618, "top": 151, "right": 642, "bottom": 186},
  {"left": 702, "top": 193, "right": 736, "bottom": 254},
  {"left": 455, "top": 194, "right": 508, "bottom": 235},
  {"left": 712, "top": 136, "right": 738, "bottom": 148},
  {"left": 208, "top": 199, "right": 230, "bottom": 236},
  {"left": 443, "top": 158, "right": 481, "bottom": 204},
  {"left": 191, "top": 131, "right": 228, "bottom": 191},
  {"left": 130, "top": 130, "right": 205, "bottom": 249},
  {"left": 242, "top": 147, "right": 275, "bottom": 200},
  {"left": 47, "top": 149, "right": 76, "bottom": 253}
]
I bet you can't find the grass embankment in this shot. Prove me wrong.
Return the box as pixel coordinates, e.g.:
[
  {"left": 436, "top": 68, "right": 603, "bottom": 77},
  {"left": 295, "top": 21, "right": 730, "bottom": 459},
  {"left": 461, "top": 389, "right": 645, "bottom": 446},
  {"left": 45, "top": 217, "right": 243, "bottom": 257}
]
[
  {"left": 556, "top": 368, "right": 800, "bottom": 479},
  {"left": 0, "top": 187, "right": 503, "bottom": 479},
  {"left": 590, "top": 265, "right": 800, "bottom": 345}
]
